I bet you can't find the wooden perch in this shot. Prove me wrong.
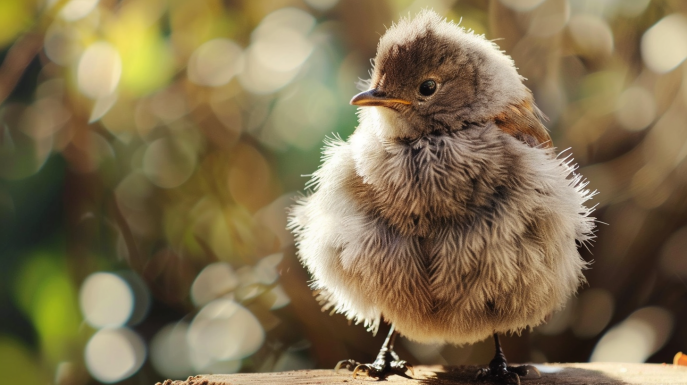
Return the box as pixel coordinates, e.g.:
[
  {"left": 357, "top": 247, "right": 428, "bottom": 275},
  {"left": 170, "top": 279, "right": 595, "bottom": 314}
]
[{"left": 156, "top": 363, "right": 687, "bottom": 385}]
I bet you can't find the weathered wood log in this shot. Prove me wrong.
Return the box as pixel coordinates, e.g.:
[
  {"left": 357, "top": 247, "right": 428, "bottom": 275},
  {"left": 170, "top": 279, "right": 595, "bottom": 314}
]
[{"left": 155, "top": 363, "right": 687, "bottom": 385}]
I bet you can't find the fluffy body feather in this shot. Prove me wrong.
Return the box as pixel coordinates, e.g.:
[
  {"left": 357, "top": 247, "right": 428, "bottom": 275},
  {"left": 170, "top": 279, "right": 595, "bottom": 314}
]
[{"left": 289, "top": 11, "right": 595, "bottom": 345}]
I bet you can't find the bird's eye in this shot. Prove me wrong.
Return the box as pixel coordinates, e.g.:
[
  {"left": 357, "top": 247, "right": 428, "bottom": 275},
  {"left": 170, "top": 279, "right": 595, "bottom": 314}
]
[{"left": 419, "top": 80, "right": 436, "bottom": 96}]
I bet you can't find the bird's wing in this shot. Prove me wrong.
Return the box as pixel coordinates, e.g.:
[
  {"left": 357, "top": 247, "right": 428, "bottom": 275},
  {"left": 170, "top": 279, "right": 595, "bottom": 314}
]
[{"left": 494, "top": 98, "right": 553, "bottom": 148}]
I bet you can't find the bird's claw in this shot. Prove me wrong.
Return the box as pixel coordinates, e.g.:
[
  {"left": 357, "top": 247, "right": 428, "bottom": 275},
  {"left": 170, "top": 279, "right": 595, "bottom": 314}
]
[
  {"left": 353, "top": 360, "right": 413, "bottom": 380},
  {"left": 404, "top": 362, "right": 415, "bottom": 377},
  {"left": 475, "top": 363, "right": 541, "bottom": 384},
  {"left": 337, "top": 357, "right": 414, "bottom": 380},
  {"left": 334, "top": 359, "right": 359, "bottom": 373},
  {"left": 352, "top": 363, "right": 370, "bottom": 378}
]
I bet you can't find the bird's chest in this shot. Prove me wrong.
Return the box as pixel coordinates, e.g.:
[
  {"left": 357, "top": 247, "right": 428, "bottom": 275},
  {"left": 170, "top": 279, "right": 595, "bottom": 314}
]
[
  {"left": 348, "top": 209, "right": 516, "bottom": 316},
  {"left": 353, "top": 136, "right": 483, "bottom": 237}
]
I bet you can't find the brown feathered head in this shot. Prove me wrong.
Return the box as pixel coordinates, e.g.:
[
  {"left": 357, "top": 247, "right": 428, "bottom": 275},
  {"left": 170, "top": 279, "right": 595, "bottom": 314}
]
[{"left": 352, "top": 10, "right": 551, "bottom": 147}]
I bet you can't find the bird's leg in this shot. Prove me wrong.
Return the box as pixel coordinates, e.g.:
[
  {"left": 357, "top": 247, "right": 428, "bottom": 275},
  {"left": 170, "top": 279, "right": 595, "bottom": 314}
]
[
  {"left": 475, "top": 334, "right": 541, "bottom": 385},
  {"left": 334, "top": 324, "right": 414, "bottom": 380}
]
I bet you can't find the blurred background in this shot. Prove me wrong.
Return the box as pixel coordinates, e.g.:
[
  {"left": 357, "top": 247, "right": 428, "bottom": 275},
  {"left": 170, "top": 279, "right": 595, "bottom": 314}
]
[{"left": 0, "top": 0, "right": 686, "bottom": 383}]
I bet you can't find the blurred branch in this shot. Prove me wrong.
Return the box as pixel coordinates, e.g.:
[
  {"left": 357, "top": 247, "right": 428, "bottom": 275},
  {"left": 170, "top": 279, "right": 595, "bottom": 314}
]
[
  {"left": 0, "top": 33, "right": 43, "bottom": 105},
  {"left": 110, "top": 196, "right": 144, "bottom": 271}
]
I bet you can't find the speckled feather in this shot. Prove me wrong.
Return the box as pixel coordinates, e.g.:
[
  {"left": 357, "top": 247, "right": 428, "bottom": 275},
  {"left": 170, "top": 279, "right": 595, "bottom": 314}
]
[{"left": 288, "top": 10, "right": 595, "bottom": 345}]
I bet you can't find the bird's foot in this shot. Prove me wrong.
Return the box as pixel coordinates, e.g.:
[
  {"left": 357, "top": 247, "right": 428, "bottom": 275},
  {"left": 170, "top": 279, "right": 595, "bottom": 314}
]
[
  {"left": 475, "top": 357, "right": 540, "bottom": 385},
  {"left": 351, "top": 359, "right": 414, "bottom": 380},
  {"left": 334, "top": 359, "right": 359, "bottom": 372},
  {"left": 335, "top": 353, "right": 414, "bottom": 380}
]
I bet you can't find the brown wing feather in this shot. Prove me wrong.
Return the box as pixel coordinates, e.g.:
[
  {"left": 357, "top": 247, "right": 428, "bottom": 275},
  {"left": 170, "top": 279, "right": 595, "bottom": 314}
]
[{"left": 494, "top": 98, "right": 552, "bottom": 148}]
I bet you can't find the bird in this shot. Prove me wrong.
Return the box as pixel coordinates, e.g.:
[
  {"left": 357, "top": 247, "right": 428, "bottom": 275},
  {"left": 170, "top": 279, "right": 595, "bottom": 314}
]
[{"left": 288, "top": 10, "right": 596, "bottom": 384}]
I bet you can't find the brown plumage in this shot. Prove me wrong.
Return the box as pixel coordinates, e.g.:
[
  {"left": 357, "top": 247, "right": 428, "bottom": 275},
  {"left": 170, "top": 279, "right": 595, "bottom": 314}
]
[
  {"left": 289, "top": 10, "right": 595, "bottom": 384},
  {"left": 495, "top": 100, "right": 553, "bottom": 148}
]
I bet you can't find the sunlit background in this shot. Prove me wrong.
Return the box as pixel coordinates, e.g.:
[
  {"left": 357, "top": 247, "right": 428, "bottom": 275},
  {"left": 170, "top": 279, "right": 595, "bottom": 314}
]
[{"left": 1, "top": 0, "right": 686, "bottom": 383}]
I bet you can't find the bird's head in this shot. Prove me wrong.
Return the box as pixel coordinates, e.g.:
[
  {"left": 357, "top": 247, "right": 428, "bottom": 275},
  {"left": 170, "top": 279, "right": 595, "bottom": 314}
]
[{"left": 352, "top": 10, "right": 536, "bottom": 141}]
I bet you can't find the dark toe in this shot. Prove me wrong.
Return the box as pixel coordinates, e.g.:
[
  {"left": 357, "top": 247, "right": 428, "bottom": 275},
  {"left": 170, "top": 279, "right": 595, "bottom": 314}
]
[
  {"left": 353, "top": 364, "right": 381, "bottom": 379},
  {"left": 334, "top": 359, "right": 359, "bottom": 372},
  {"left": 349, "top": 361, "right": 413, "bottom": 380},
  {"left": 476, "top": 364, "right": 541, "bottom": 384}
]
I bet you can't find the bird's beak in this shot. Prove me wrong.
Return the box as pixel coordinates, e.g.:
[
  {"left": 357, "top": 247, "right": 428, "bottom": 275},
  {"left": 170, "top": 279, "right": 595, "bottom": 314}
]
[{"left": 350, "top": 89, "right": 411, "bottom": 107}]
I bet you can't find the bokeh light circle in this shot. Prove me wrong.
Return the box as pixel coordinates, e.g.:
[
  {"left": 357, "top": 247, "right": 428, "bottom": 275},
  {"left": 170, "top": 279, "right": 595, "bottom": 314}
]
[
  {"left": 187, "top": 299, "right": 264, "bottom": 370},
  {"left": 239, "top": 8, "right": 315, "bottom": 94},
  {"left": 188, "top": 38, "right": 243, "bottom": 87},
  {"left": 85, "top": 328, "right": 146, "bottom": 383},
  {"left": 615, "top": 86, "right": 656, "bottom": 132},
  {"left": 238, "top": 46, "right": 300, "bottom": 94},
  {"left": 60, "top": 0, "right": 100, "bottom": 21},
  {"left": 253, "top": 29, "right": 313, "bottom": 73},
  {"left": 568, "top": 14, "right": 614, "bottom": 58},
  {"left": 641, "top": 14, "right": 687, "bottom": 73},
  {"left": 254, "top": 253, "right": 283, "bottom": 285},
  {"left": 77, "top": 42, "right": 122, "bottom": 99},
  {"left": 267, "top": 80, "right": 338, "bottom": 150},
  {"left": 190, "top": 262, "right": 239, "bottom": 307},
  {"left": 252, "top": 7, "right": 316, "bottom": 39},
  {"left": 150, "top": 323, "right": 194, "bottom": 379},
  {"left": 590, "top": 306, "right": 674, "bottom": 363},
  {"left": 143, "top": 138, "right": 197, "bottom": 188},
  {"left": 44, "top": 23, "right": 81, "bottom": 66},
  {"left": 527, "top": 0, "right": 570, "bottom": 38},
  {"left": 79, "top": 272, "right": 134, "bottom": 328}
]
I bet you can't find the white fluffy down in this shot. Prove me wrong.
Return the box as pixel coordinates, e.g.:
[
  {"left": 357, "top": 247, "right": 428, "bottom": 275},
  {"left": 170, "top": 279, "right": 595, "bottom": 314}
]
[{"left": 290, "top": 117, "right": 595, "bottom": 344}]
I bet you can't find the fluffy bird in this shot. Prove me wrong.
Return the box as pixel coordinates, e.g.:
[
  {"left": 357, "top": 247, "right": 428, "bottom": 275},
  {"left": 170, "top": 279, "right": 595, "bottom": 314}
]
[{"left": 289, "top": 10, "right": 595, "bottom": 384}]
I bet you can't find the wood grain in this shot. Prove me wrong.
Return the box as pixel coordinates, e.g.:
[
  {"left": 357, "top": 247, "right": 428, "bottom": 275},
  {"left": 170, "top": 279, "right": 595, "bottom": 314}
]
[{"left": 155, "top": 363, "right": 687, "bottom": 385}]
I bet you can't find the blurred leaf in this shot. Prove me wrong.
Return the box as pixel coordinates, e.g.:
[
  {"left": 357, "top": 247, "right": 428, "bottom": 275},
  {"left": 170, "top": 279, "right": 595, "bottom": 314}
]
[
  {"left": 0, "top": 0, "right": 34, "bottom": 48},
  {"left": 34, "top": 274, "right": 81, "bottom": 363},
  {"left": 14, "top": 252, "right": 81, "bottom": 364},
  {"left": 105, "top": 3, "right": 174, "bottom": 96},
  {"left": 0, "top": 336, "right": 45, "bottom": 385},
  {"left": 13, "top": 252, "right": 60, "bottom": 315},
  {"left": 169, "top": 0, "right": 233, "bottom": 57}
]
